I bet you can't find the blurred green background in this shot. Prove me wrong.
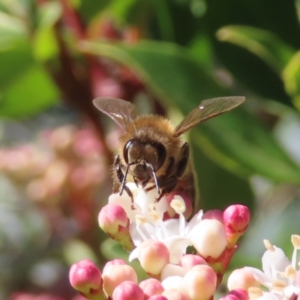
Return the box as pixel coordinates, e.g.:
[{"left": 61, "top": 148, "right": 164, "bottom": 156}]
[{"left": 1, "top": 0, "right": 300, "bottom": 298}]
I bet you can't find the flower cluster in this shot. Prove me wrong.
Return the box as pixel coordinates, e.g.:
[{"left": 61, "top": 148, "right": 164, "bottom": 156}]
[
  {"left": 70, "top": 184, "right": 251, "bottom": 300},
  {"left": 227, "top": 235, "right": 300, "bottom": 300},
  {"left": 0, "top": 126, "right": 105, "bottom": 202},
  {"left": 0, "top": 125, "right": 107, "bottom": 234}
]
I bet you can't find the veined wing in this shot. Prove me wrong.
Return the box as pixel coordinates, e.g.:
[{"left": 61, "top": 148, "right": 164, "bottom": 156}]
[
  {"left": 174, "top": 96, "right": 245, "bottom": 137},
  {"left": 93, "top": 97, "right": 136, "bottom": 132}
]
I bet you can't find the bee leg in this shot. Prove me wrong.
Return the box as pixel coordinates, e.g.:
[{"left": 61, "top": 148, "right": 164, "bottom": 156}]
[
  {"left": 115, "top": 155, "right": 124, "bottom": 185},
  {"left": 176, "top": 142, "right": 189, "bottom": 177},
  {"left": 123, "top": 185, "right": 135, "bottom": 209},
  {"left": 156, "top": 175, "right": 178, "bottom": 202},
  {"left": 144, "top": 185, "right": 155, "bottom": 192}
]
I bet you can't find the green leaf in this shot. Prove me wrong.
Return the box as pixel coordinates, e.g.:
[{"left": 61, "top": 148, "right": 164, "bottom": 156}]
[
  {"left": 0, "top": 10, "right": 59, "bottom": 119},
  {"left": 107, "top": 0, "right": 141, "bottom": 23},
  {"left": 0, "top": 11, "right": 28, "bottom": 48},
  {"left": 79, "top": 40, "right": 300, "bottom": 183},
  {"left": 0, "top": 40, "right": 34, "bottom": 89},
  {"left": 191, "top": 139, "right": 254, "bottom": 211},
  {"left": 80, "top": 41, "right": 226, "bottom": 103},
  {"left": 216, "top": 25, "right": 295, "bottom": 74},
  {"left": 0, "top": 66, "right": 59, "bottom": 118},
  {"left": 33, "top": 2, "right": 61, "bottom": 61},
  {"left": 194, "top": 109, "right": 300, "bottom": 184},
  {"left": 282, "top": 51, "right": 300, "bottom": 111}
]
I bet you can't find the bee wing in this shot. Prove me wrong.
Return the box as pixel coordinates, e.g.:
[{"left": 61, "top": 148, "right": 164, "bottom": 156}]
[
  {"left": 174, "top": 96, "right": 245, "bottom": 137},
  {"left": 93, "top": 97, "right": 136, "bottom": 131}
]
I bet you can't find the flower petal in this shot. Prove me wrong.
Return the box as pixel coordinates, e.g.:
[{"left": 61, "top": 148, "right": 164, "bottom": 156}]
[
  {"left": 262, "top": 246, "right": 291, "bottom": 279},
  {"left": 245, "top": 267, "right": 273, "bottom": 289},
  {"left": 164, "top": 237, "right": 192, "bottom": 264}
]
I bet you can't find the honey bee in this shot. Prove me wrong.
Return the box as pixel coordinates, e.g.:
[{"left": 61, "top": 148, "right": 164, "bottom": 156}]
[{"left": 93, "top": 96, "right": 245, "bottom": 206}]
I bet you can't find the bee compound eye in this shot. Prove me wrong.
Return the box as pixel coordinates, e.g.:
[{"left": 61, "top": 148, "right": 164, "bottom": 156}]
[
  {"left": 123, "top": 139, "right": 144, "bottom": 164},
  {"left": 155, "top": 142, "right": 167, "bottom": 170},
  {"left": 147, "top": 142, "right": 166, "bottom": 171},
  {"left": 123, "top": 139, "right": 135, "bottom": 164}
]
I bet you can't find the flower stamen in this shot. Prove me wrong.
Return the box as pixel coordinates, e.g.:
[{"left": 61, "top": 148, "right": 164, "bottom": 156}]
[
  {"left": 291, "top": 235, "right": 300, "bottom": 249},
  {"left": 248, "top": 287, "right": 264, "bottom": 299},
  {"left": 263, "top": 239, "right": 275, "bottom": 251},
  {"left": 285, "top": 265, "right": 296, "bottom": 279},
  {"left": 170, "top": 196, "right": 186, "bottom": 214},
  {"left": 149, "top": 210, "right": 161, "bottom": 222},
  {"left": 272, "top": 279, "right": 287, "bottom": 291}
]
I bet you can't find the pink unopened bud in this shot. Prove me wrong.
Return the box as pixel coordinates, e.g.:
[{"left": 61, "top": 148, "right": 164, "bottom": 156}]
[
  {"left": 139, "top": 278, "right": 164, "bottom": 299},
  {"left": 138, "top": 240, "right": 170, "bottom": 275},
  {"left": 102, "top": 263, "right": 137, "bottom": 297},
  {"left": 219, "top": 289, "right": 248, "bottom": 300},
  {"left": 183, "top": 265, "right": 217, "bottom": 300},
  {"left": 112, "top": 281, "right": 144, "bottom": 300},
  {"left": 162, "top": 289, "right": 190, "bottom": 300},
  {"left": 227, "top": 268, "right": 259, "bottom": 291},
  {"left": 148, "top": 295, "right": 168, "bottom": 300},
  {"left": 202, "top": 209, "right": 224, "bottom": 224},
  {"left": 191, "top": 219, "right": 227, "bottom": 259},
  {"left": 73, "top": 128, "right": 103, "bottom": 157},
  {"left": 69, "top": 260, "right": 103, "bottom": 296},
  {"left": 180, "top": 254, "right": 207, "bottom": 270},
  {"left": 49, "top": 125, "right": 75, "bottom": 154},
  {"left": 98, "top": 203, "right": 128, "bottom": 235},
  {"left": 219, "top": 294, "right": 239, "bottom": 300},
  {"left": 102, "top": 259, "right": 126, "bottom": 273},
  {"left": 229, "top": 289, "right": 249, "bottom": 300},
  {"left": 223, "top": 205, "right": 250, "bottom": 243}
]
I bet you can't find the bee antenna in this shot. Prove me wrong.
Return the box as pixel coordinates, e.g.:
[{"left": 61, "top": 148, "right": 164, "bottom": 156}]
[{"left": 146, "top": 162, "right": 161, "bottom": 194}]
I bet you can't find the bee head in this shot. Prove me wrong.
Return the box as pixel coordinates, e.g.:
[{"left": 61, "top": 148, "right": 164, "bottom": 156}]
[{"left": 123, "top": 139, "right": 166, "bottom": 187}]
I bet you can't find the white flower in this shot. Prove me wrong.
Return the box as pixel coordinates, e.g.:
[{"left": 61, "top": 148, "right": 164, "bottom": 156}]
[
  {"left": 129, "top": 194, "right": 203, "bottom": 264},
  {"left": 246, "top": 236, "right": 300, "bottom": 300},
  {"left": 108, "top": 183, "right": 168, "bottom": 221}
]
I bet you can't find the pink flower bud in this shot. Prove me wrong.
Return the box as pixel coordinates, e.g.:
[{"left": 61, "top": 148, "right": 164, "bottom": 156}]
[
  {"left": 148, "top": 296, "right": 168, "bottom": 300},
  {"left": 219, "top": 289, "right": 248, "bottom": 300},
  {"left": 139, "top": 278, "right": 164, "bottom": 299},
  {"left": 162, "top": 289, "right": 190, "bottom": 300},
  {"left": 112, "top": 281, "right": 144, "bottom": 300},
  {"left": 102, "top": 259, "right": 126, "bottom": 273},
  {"left": 102, "top": 263, "right": 137, "bottom": 297},
  {"left": 202, "top": 209, "right": 224, "bottom": 224},
  {"left": 69, "top": 260, "right": 102, "bottom": 295},
  {"left": 223, "top": 205, "right": 250, "bottom": 235},
  {"left": 138, "top": 240, "right": 170, "bottom": 275},
  {"left": 11, "top": 292, "right": 65, "bottom": 300},
  {"left": 227, "top": 268, "right": 259, "bottom": 291},
  {"left": 73, "top": 128, "right": 103, "bottom": 157},
  {"left": 98, "top": 203, "right": 128, "bottom": 235},
  {"left": 229, "top": 289, "right": 249, "bottom": 300},
  {"left": 49, "top": 126, "right": 75, "bottom": 154},
  {"left": 180, "top": 254, "right": 207, "bottom": 270},
  {"left": 219, "top": 294, "right": 240, "bottom": 300},
  {"left": 191, "top": 219, "right": 227, "bottom": 259},
  {"left": 183, "top": 265, "right": 217, "bottom": 300}
]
